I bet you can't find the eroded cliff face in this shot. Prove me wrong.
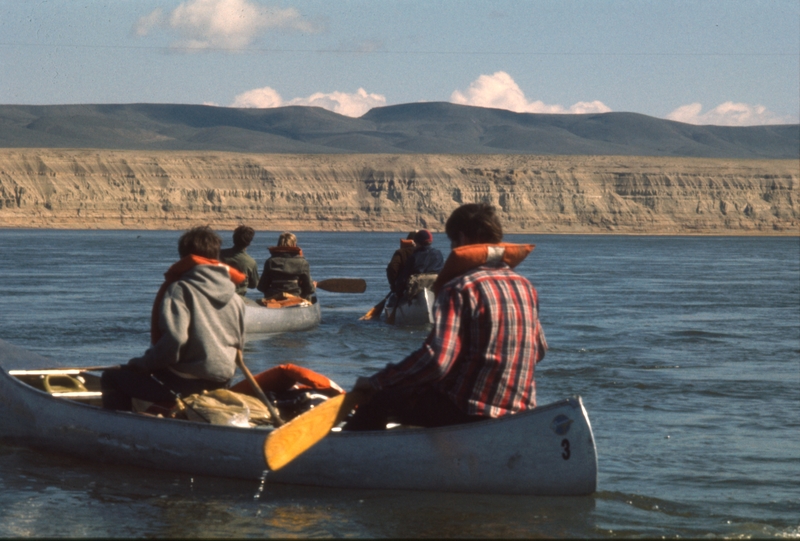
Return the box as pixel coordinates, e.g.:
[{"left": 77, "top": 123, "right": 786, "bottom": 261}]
[{"left": 0, "top": 149, "right": 797, "bottom": 234}]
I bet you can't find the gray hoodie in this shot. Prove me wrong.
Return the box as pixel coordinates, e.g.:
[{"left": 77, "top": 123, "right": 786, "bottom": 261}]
[{"left": 129, "top": 265, "right": 246, "bottom": 382}]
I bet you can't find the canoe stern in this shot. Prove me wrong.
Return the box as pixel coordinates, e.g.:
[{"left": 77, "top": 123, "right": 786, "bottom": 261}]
[{"left": 271, "top": 396, "right": 598, "bottom": 496}]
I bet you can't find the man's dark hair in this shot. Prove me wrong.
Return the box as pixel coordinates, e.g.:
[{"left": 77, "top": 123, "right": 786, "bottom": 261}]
[
  {"left": 445, "top": 203, "right": 503, "bottom": 244},
  {"left": 232, "top": 225, "right": 255, "bottom": 248},
  {"left": 178, "top": 225, "right": 222, "bottom": 259}
]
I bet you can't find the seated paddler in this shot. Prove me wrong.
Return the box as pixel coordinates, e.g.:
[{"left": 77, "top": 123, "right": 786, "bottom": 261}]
[
  {"left": 257, "top": 232, "right": 316, "bottom": 301},
  {"left": 386, "top": 231, "right": 417, "bottom": 294},
  {"left": 101, "top": 225, "right": 246, "bottom": 411},
  {"left": 220, "top": 224, "right": 260, "bottom": 297},
  {"left": 392, "top": 229, "right": 444, "bottom": 301},
  {"left": 345, "top": 203, "right": 548, "bottom": 430}
]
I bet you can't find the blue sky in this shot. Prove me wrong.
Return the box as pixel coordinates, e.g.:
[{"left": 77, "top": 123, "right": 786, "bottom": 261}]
[{"left": 1, "top": 0, "right": 798, "bottom": 126}]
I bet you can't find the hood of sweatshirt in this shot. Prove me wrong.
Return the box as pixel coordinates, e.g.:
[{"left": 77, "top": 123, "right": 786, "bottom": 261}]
[{"left": 179, "top": 264, "right": 237, "bottom": 305}]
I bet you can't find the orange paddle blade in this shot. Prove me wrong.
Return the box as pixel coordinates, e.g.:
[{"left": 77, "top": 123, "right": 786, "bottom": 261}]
[
  {"left": 264, "top": 390, "right": 367, "bottom": 471},
  {"left": 359, "top": 296, "right": 388, "bottom": 320}
]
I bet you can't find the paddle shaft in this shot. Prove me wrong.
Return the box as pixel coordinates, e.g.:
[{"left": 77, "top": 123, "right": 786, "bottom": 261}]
[
  {"left": 386, "top": 303, "right": 398, "bottom": 324},
  {"left": 235, "top": 350, "right": 284, "bottom": 426},
  {"left": 315, "top": 278, "right": 367, "bottom": 293},
  {"left": 359, "top": 292, "right": 391, "bottom": 321}
]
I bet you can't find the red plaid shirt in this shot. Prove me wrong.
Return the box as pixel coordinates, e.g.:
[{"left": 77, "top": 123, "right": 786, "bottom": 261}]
[{"left": 371, "top": 263, "right": 547, "bottom": 417}]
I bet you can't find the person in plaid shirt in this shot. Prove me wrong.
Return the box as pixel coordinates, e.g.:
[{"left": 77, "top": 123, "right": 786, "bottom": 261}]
[{"left": 346, "top": 203, "right": 547, "bottom": 430}]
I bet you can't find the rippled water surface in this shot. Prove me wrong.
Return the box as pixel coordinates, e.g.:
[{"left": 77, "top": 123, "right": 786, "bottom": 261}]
[{"left": 0, "top": 230, "right": 797, "bottom": 538}]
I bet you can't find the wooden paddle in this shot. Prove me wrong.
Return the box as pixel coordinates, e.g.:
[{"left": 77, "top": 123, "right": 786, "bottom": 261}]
[
  {"left": 235, "top": 350, "right": 285, "bottom": 427},
  {"left": 315, "top": 278, "right": 367, "bottom": 293},
  {"left": 359, "top": 293, "right": 391, "bottom": 320},
  {"left": 264, "top": 388, "right": 370, "bottom": 471}
]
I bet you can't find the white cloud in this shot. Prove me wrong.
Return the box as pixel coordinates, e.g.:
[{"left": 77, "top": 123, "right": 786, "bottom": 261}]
[
  {"left": 231, "top": 87, "right": 386, "bottom": 117},
  {"left": 568, "top": 101, "right": 614, "bottom": 115},
  {"left": 666, "top": 102, "right": 793, "bottom": 126},
  {"left": 231, "top": 87, "right": 283, "bottom": 108},
  {"left": 134, "top": 0, "right": 321, "bottom": 51},
  {"left": 285, "top": 89, "right": 387, "bottom": 117},
  {"left": 450, "top": 71, "right": 611, "bottom": 114},
  {"left": 133, "top": 8, "right": 164, "bottom": 37}
]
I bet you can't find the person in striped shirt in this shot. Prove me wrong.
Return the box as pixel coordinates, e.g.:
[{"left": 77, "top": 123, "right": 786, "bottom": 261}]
[{"left": 346, "top": 203, "right": 547, "bottom": 430}]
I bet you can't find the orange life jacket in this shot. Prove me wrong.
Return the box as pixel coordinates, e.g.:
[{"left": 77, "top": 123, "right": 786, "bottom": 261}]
[
  {"left": 432, "top": 243, "right": 535, "bottom": 294},
  {"left": 268, "top": 246, "right": 304, "bottom": 257},
  {"left": 229, "top": 363, "right": 344, "bottom": 397},
  {"left": 150, "top": 255, "right": 246, "bottom": 344}
]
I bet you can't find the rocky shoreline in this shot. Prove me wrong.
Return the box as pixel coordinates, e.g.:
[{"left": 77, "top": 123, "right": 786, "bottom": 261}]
[{"left": 0, "top": 149, "right": 797, "bottom": 235}]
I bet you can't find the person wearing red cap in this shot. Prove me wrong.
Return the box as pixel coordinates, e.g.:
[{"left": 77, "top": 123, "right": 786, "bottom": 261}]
[
  {"left": 392, "top": 229, "right": 444, "bottom": 299},
  {"left": 347, "top": 204, "right": 547, "bottom": 430}
]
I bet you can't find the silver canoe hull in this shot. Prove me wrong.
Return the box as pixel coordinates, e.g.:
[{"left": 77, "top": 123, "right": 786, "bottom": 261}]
[
  {"left": 244, "top": 297, "right": 321, "bottom": 335},
  {"left": 386, "top": 288, "right": 435, "bottom": 326},
  {"left": 0, "top": 339, "right": 597, "bottom": 495}
]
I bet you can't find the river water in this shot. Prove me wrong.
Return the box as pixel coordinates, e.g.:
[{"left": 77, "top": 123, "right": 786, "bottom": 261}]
[{"left": 0, "top": 230, "right": 797, "bottom": 538}]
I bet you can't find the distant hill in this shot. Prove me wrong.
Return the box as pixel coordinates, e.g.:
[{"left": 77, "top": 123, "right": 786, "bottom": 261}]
[{"left": 0, "top": 102, "right": 797, "bottom": 159}]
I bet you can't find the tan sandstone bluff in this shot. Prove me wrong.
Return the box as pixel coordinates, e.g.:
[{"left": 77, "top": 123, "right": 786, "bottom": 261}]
[{"left": 0, "top": 149, "right": 797, "bottom": 234}]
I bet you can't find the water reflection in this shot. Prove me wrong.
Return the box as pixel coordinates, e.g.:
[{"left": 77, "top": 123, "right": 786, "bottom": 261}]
[{"left": 0, "top": 442, "right": 596, "bottom": 538}]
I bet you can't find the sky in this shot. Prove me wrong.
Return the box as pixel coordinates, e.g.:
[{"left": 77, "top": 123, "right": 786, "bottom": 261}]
[{"left": 1, "top": 0, "right": 798, "bottom": 126}]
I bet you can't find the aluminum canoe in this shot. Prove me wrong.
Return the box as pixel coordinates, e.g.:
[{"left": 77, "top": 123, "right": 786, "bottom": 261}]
[
  {"left": 385, "top": 288, "right": 435, "bottom": 326},
  {"left": 0, "top": 338, "right": 597, "bottom": 495},
  {"left": 243, "top": 296, "right": 321, "bottom": 335}
]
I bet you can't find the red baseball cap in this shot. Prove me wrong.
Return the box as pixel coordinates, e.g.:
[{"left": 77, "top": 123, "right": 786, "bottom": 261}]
[{"left": 414, "top": 229, "right": 433, "bottom": 245}]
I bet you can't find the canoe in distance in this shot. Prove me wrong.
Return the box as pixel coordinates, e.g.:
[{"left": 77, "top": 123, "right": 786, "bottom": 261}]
[
  {"left": 385, "top": 288, "right": 435, "bottom": 326},
  {"left": 243, "top": 296, "right": 321, "bottom": 335},
  {"left": 0, "top": 339, "right": 597, "bottom": 496}
]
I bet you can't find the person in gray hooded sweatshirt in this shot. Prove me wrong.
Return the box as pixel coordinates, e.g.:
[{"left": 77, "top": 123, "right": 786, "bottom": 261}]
[{"left": 101, "top": 225, "right": 246, "bottom": 411}]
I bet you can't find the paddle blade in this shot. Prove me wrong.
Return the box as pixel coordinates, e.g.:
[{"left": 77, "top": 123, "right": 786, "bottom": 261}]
[
  {"left": 264, "top": 390, "right": 366, "bottom": 471},
  {"left": 316, "top": 278, "right": 367, "bottom": 293},
  {"left": 359, "top": 297, "right": 387, "bottom": 321}
]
